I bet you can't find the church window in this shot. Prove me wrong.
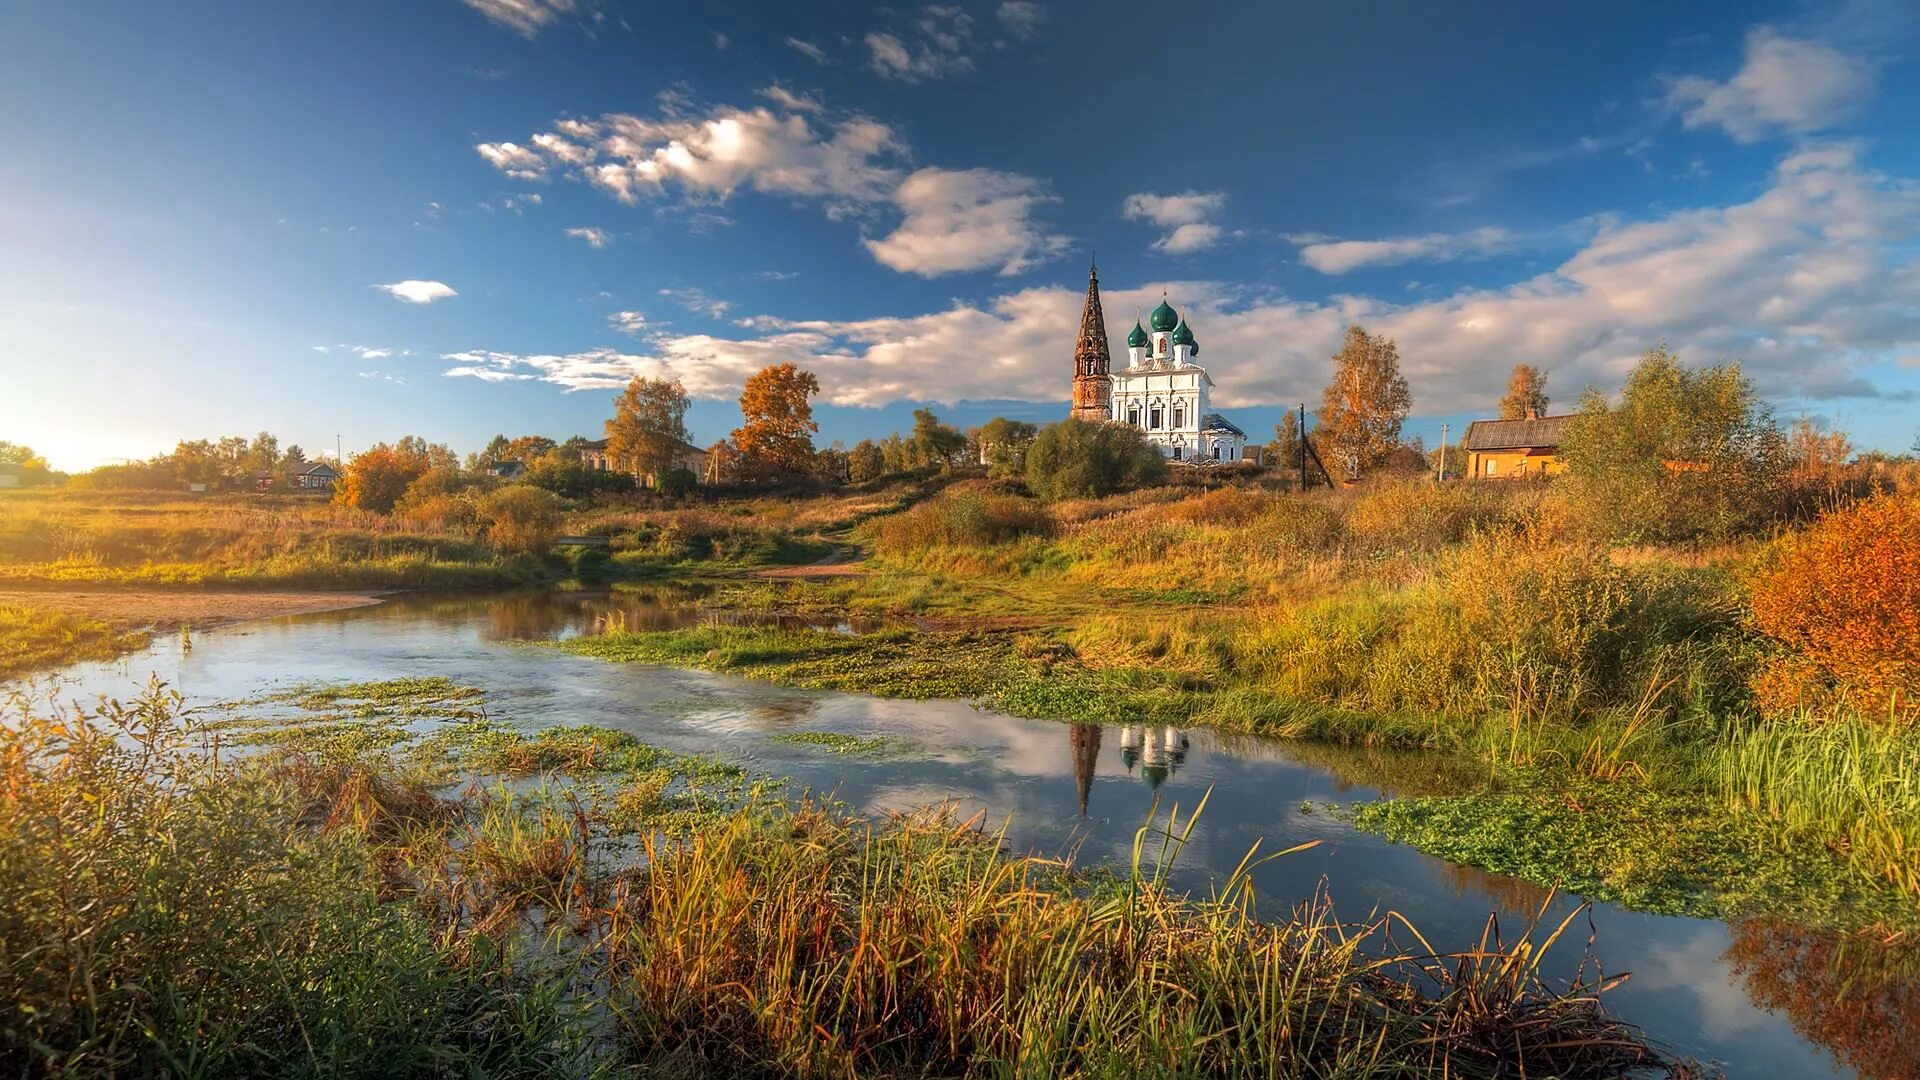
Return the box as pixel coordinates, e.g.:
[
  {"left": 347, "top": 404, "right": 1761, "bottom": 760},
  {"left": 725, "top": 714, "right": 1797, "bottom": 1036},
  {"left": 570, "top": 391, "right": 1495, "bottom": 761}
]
[
  {"left": 1172, "top": 444, "right": 1182, "bottom": 460},
  {"left": 1172, "top": 403, "right": 1185, "bottom": 428},
  {"left": 1212, "top": 443, "right": 1222, "bottom": 461},
  {"left": 1127, "top": 403, "right": 1140, "bottom": 427},
  {"left": 1149, "top": 405, "right": 1163, "bottom": 429}
]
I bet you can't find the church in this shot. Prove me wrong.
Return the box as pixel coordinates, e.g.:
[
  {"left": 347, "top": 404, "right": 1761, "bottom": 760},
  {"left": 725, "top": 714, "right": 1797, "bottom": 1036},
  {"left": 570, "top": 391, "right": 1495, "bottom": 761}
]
[{"left": 1070, "top": 265, "right": 1250, "bottom": 463}]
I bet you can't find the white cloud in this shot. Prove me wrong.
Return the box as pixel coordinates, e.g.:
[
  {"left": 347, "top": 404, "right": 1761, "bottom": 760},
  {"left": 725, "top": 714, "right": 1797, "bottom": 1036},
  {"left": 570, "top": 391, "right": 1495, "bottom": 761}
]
[
  {"left": 757, "top": 84, "right": 825, "bottom": 114},
  {"left": 659, "top": 287, "right": 732, "bottom": 318},
  {"left": 459, "top": 0, "right": 576, "bottom": 37},
  {"left": 358, "top": 370, "right": 407, "bottom": 386},
  {"left": 786, "top": 37, "right": 831, "bottom": 63},
  {"left": 451, "top": 145, "right": 1920, "bottom": 417},
  {"left": 351, "top": 346, "right": 394, "bottom": 360},
  {"left": 866, "top": 6, "right": 977, "bottom": 82},
  {"left": 758, "top": 269, "right": 800, "bottom": 280},
  {"left": 1297, "top": 227, "right": 1513, "bottom": 274},
  {"left": 1666, "top": 27, "right": 1876, "bottom": 142},
  {"left": 565, "top": 226, "right": 611, "bottom": 247},
  {"left": 476, "top": 142, "right": 547, "bottom": 180},
  {"left": 996, "top": 1, "right": 1045, "bottom": 38},
  {"left": 1123, "top": 191, "right": 1229, "bottom": 253},
  {"left": 375, "top": 280, "right": 457, "bottom": 304},
  {"left": 608, "top": 310, "right": 649, "bottom": 335},
  {"left": 712, "top": 31, "right": 729, "bottom": 50},
  {"left": 479, "top": 93, "right": 1066, "bottom": 277},
  {"left": 867, "top": 167, "right": 1070, "bottom": 277}
]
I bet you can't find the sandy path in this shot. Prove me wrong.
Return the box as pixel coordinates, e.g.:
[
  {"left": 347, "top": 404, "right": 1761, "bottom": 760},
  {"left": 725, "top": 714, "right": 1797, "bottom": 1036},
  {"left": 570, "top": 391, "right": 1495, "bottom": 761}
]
[
  {"left": 0, "top": 585, "right": 387, "bottom": 632},
  {"left": 754, "top": 544, "right": 868, "bottom": 579}
]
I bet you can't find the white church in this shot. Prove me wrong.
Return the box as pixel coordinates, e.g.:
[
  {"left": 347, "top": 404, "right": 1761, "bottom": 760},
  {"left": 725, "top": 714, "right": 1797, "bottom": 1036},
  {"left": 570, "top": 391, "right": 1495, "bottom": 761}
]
[{"left": 1069, "top": 267, "right": 1250, "bottom": 463}]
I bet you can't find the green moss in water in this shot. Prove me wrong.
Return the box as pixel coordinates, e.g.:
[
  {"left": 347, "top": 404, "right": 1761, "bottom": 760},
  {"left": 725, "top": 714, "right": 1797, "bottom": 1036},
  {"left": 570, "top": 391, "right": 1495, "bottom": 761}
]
[
  {"left": 770, "top": 731, "right": 898, "bottom": 756},
  {"left": 1349, "top": 772, "right": 1920, "bottom": 934}
]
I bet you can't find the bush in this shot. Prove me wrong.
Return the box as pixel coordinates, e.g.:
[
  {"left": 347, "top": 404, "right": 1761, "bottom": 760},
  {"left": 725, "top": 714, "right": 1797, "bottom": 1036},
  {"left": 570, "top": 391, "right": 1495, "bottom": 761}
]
[
  {"left": 1345, "top": 479, "right": 1513, "bottom": 550},
  {"left": 1748, "top": 494, "right": 1920, "bottom": 721},
  {"left": 335, "top": 447, "right": 429, "bottom": 513},
  {"left": 398, "top": 492, "right": 477, "bottom": 532},
  {"left": 481, "top": 485, "right": 563, "bottom": 556},
  {"left": 654, "top": 467, "right": 698, "bottom": 497},
  {"left": 872, "top": 492, "right": 1052, "bottom": 556},
  {"left": 1161, "top": 486, "right": 1274, "bottom": 526},
  {"left": 1024, "top": 419, "right": 1167, "bottom": 501}
]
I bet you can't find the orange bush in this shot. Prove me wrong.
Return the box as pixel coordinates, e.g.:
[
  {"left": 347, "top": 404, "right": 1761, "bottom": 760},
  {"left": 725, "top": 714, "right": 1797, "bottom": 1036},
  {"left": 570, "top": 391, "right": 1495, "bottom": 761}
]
[{"left": 1748, "top": 494, "right": 1920, "bottom": 720}]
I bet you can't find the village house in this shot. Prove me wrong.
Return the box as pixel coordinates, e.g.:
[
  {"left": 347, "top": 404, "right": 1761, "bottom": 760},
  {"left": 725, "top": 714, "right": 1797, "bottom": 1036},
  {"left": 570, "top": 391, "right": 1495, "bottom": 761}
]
[
  {"left": 576, "top": 437, "right": 709, "bottom": 488},
  {"left": 0, "top": 463, "right": 21, "bottom": 489},
  {"left": 1461, "top": 412, "right": 1572, "bottom": 479},
  {"left": 293, "top": 461, "right": 340, "bottom": 491}
]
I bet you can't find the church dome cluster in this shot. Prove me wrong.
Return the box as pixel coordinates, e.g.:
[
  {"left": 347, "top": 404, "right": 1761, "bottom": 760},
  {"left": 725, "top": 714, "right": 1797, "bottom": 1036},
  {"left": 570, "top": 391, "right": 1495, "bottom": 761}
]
[{"left": 1149, "top": 299, "right": 1180, "bottom": 332}]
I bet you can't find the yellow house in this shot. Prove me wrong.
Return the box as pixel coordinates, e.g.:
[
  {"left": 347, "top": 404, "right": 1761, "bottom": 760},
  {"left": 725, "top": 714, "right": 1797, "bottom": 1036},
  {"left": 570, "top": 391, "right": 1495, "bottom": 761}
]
[{"left": 1462, "top": 413, "right": 1572, "bottom": 480}]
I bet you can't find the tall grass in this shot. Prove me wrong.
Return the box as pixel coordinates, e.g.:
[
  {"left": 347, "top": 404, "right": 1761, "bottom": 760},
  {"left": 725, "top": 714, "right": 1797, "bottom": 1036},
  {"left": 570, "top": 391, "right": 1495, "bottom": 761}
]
[
  {"left": 0, "top": 684, "right": 1684, "bottom": 1078},
  {"left": 1712, "top": 712, "right": 1920, "bottom": 897},
  {"left": 0, "top": 606, "right": 147, "bottom": 681}
]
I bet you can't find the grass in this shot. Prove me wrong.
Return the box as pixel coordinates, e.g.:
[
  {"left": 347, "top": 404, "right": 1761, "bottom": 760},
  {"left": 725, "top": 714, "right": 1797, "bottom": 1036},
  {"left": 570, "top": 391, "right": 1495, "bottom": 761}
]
[
  {"left": 0, "top": 684, "right": 1690, "bottom": 1078},
  {"left": 768, "top": 731, "right": 900, "bottom": 755},
  {"left": 0, "top": 605, "right": 148, "bottom": 681}
]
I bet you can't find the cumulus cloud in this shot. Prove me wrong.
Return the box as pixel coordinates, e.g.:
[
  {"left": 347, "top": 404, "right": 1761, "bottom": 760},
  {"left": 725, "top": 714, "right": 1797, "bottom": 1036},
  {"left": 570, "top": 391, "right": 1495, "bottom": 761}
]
[
  {"left": 375, "top": 280, "right": 457, "bottom": 304},
  {"left": 608, "top": 310, "right": 648, "bottom": 335},
  {"left": 1666, "top": 27, "right": 1876, "bottom": 142},
  {"left": 459, "top": 0, "right": 576, "bottom": 37},
  {"left": 996, "top": 1, "right": 1046, "bottom": 38},
  {"left": 565, "top": 226, "right": 611, "bottom": 247},
  {"left": 1123, "top": 191, "right": 1229, "bottom": 253},
  {"left": 478, "top": 91, "right": 1067, "bottom": 277},
  {"left": 1297, "top": 226, "right": 1513, "bottom": 274},
  {"left": 451, "top": 146, "right": 1920, "bottom": 417},
  {"left": 867, "top": 168, "right": 1070, "bottom": 276}
]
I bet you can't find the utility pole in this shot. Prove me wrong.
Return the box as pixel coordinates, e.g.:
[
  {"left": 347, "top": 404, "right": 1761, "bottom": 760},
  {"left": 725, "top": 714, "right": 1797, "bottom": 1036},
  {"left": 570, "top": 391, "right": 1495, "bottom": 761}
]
[
  {"left": 336, "top": 434, "right": 343, "bottom": 464},
  {"left": 1436, "top": 423, "right": 1448, "bottom": 482},
  {"left": 1297, "top": 403, "right": 1307, "bottom": 493}
]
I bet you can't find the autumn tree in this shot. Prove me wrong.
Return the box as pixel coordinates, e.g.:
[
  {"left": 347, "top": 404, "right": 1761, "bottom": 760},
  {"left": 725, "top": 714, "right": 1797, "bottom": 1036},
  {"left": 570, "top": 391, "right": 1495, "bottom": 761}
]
[
  {"left": 847, "top": 439, "right": 885, "bottom": 483},
  {"left": 1783, "top": 415, "right": 1857, "bottom": 513},
  {"left": 605, "top": 377, "right": 692, "bottom": 485},
  {"left": 334, "top": 440, "right": 434, "bottom": 513},
  {"left": 0, "top": 441, "right": 53, "bottom": 486},
  {"left": 912, "top": 408, "right": 968, "bottom": 470},
  {"left": 481, "top": 484, "right": 563, "bottom": 556},
  {"left": 1499, "top": 364, "right": 1550, "bottom": 419},
  {"left": 1558, "top": 345, "right": 1786, "bottom": 541},
  {"left": 1316, "top": 326, "right": 1412, "bottom": 480},
  {"left": 1264, "top": 412, "right": 1301, "bottom": 473},
  {"left": 731, "top": 363, "right": 820, "bottom": 481}
]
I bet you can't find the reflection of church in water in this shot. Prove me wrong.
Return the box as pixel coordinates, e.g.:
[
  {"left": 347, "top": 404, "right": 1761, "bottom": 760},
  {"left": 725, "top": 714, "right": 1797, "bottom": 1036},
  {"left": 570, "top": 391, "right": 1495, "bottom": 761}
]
[{"left": 1068, "top": 723, "right": 1192, "bottom": 816}]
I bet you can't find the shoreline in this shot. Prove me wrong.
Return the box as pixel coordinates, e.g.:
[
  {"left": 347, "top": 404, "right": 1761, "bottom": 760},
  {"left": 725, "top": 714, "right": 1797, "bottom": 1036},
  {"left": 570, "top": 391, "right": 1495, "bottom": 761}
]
[{"left": 0, "top": 584, "right": 389, "bottom": 634}]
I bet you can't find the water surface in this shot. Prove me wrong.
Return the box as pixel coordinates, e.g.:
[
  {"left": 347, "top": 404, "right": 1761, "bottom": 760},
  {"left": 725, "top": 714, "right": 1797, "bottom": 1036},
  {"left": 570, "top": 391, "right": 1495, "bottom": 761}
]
[{"left": 19, "top": 589, "right": 1907, "bottom": 1079}]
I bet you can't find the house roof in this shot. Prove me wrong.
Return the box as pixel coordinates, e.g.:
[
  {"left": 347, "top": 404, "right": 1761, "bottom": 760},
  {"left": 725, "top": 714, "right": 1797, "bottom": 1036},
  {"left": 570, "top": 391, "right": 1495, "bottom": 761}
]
[
  {"left": 1200, "top": 413, "right": 1245, "bottom": 437},
  {"left": 1462, "top": 414, "right": 1574, "bottom": 451},
  {"left": 577, "top": 437, "right": 707, "bottom": 456},
  {"left": 298, "top": 461, "right": 339, "bottom": 475}
]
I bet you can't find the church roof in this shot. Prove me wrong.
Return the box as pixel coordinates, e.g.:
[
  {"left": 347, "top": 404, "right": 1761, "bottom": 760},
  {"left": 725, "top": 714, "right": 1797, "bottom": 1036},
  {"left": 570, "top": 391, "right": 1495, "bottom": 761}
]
[
  {"left": 1126, "top": 320, "right": 1149, "bottom": 348},
  {"left": 1149, "top": 299, "right": 1179, "bottom": 332},
  {"left": 1073, "top": 264, "right": 1112, "bottom": 376},
  {"left": 1201, "top": 413, "right": 1245, "bottom": 437},
  {"left": 1171, "top": 318, "right": 1196, "bottom": 347}
]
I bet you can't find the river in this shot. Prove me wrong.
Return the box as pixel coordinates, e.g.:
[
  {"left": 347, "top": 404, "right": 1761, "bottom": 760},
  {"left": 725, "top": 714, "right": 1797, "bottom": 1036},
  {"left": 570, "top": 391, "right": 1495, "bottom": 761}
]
[{"left": 15, "top": 588, "right": 1909, "bottom": 1079}]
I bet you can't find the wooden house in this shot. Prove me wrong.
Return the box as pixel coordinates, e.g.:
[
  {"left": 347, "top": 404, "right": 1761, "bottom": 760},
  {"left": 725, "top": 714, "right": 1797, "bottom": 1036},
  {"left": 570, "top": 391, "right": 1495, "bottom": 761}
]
[{"left": 1461, "top": 413, "right": 1573, "bottom": 479}]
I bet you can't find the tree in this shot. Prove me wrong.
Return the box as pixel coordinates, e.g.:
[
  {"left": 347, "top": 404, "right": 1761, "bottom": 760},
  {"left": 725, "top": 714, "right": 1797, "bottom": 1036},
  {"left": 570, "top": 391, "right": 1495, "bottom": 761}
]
[
  {"left": 605, "top": 377, "right": 692, "bottom": 485},
  {"left": 481, "top": 484, "right": 563, "bottom": 556},
  {"left": 731, "top": 363, "right": 820, "bottom": 481},
  {"left": 812, "top": 442, "right": 851, "bottom": 485},
  {"left": 1264, "top": 413, "right": 1301, "bottom": 473},
  {"left": 1024, "top": 418, "right": 1167, "bottom": 501},
  {"left": 0, "top": 441, "right": 53, "bottom": 486},
  {"left": 1558, "top": 345, "right": 1786, "bottom": 541},
  {"left": 847, "top": 439, "right": 885, "bottom": 483},
  {"left": 1316, "top": 326, "right": 1411, "bottom": 480},
  {"left": 334, "top": 442, "right": 431, "bottom": 513},
  {"left": 1499, "top": 365, "right": 1550, "bottom": 420},
  {"left": 973, "top": 417, "right": 1038, "bottom": 478},
  {"left": 1783, "top": 416, "right": 1856, "bottom": 511},
  {"left": 911, "top": 408, "right": 968, "bottom": 470}
]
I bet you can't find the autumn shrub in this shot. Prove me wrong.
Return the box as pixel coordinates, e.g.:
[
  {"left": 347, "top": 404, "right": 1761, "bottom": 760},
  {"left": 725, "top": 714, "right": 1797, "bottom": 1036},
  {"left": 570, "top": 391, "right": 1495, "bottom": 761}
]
[
  {"left": 1242, "top": 500, "right": 1347, "bottom": 558},
  {"left": 1344, "top": 479, "right": 1512, "bottom": 550},
  {"left": 398, "top": 492, "right": 478, "bottom": 533},
  {"left": 481, "top": 485, "right": 563, "bottom": 557},
  {"left": 1748, "top": 493, "right": 1920, "bottom": 721},
  {"left": 1024, "top": 418, "right": 1166, "bottom": 501},
  {"left": 871, "top": 492, "right": 1052, "bottom": 556},
  {"left": 335, "top": 446, "right": 430, "bottom": 514},
  {"left": 1158, "top": 485, "right": 1274, "bottom": 526}
]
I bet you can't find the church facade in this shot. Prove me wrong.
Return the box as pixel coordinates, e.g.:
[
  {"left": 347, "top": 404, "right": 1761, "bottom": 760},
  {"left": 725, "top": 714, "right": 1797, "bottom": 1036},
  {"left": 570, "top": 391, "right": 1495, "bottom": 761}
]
[{"left": 1069, "top": 265, "right": 1250, "bottom": 463}]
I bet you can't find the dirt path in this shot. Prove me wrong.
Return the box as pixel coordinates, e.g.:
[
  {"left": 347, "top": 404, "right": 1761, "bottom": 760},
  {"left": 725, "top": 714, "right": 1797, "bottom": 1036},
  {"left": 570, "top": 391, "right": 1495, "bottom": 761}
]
[
  {"left": 0, "top": 585, "right": 387, "bottom": 632},
  {"left": 754, "top": 543, "right": 867, "bottom": 579}
]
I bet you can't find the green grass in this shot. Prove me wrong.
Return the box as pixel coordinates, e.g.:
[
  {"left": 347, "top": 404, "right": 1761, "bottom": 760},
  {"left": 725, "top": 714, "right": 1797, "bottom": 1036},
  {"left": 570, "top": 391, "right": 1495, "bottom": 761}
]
[
  {"left": 0, "top": 605, "right": 148, "bottom": 681},
  {"left": 768, "top": 731, "right": 900, "bottom": 756},
  {"left": 1349, "top": 771, "right": 1920, "bottom": 933}
]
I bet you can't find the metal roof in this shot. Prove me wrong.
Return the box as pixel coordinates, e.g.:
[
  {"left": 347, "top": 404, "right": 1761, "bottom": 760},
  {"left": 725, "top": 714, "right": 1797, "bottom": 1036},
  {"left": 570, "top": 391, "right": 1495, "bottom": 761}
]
[{"left": 1462, "top": 414, "right": 1573, "bottom": 451}]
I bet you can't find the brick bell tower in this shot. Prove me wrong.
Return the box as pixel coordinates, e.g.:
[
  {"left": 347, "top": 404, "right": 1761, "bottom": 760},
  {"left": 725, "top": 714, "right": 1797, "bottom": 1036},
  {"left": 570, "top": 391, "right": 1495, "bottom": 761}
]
[{"left": 1070, "top": 261, "right": 1113, "bottom": 421}]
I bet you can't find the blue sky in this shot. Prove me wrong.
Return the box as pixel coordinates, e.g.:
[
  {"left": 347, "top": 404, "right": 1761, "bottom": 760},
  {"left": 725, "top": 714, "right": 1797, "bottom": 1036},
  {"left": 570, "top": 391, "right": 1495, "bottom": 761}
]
[{"left": 3, "top": 0, "right": 1918, "bottom": 471}]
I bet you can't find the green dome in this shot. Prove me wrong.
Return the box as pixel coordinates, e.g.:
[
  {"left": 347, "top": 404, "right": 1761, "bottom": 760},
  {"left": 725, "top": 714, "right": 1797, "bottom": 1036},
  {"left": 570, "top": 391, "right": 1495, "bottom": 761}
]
[
  {"left": 1149, "top": 300, "right": 1179, "bottom": 332},
  {"left": 1171, "top": 318, "right": 1196, "bottom": 347},
  {"left": 1126, "top": 321, "right": 1149, "bottom": 348}
]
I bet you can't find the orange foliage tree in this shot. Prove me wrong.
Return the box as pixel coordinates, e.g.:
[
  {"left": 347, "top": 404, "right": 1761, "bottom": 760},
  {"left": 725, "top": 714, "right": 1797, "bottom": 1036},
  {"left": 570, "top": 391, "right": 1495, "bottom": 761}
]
[
  {"left": 1748, "top": 493, "right": 1920, "bottom": 720},
  {"left": 334, "top": 444, "right": 430, "bottom": 513},
  {"left": 731, "top": 363, "right": 819, "bottom": 481}
]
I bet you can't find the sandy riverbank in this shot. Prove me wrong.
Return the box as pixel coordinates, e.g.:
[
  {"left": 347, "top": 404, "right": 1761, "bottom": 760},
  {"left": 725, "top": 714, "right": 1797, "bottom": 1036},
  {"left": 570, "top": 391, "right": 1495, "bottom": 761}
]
[{"left": 0, "top": 585, "right": 387, "bottom": 633}]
